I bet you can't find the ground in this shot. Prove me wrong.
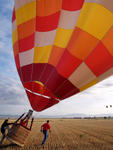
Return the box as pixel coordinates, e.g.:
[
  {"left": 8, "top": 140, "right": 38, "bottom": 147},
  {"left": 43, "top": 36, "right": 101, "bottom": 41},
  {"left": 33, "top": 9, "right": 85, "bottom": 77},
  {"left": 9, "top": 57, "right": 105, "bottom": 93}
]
[{"left": 0, "top": 119, "right": 113, "bottom": 150}]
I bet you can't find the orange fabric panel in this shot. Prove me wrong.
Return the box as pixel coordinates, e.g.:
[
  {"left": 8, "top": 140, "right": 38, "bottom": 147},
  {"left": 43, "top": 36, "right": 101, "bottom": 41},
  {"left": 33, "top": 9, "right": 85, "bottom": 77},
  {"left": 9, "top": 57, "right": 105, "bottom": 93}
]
[
  {"left": 13, "top": 41, "right": 19, "bottom": 57},
  {"left": 67, "top": 27, "right": 99, "bottom": 60},
  {"left": 48, "top": 46, "right": 65, "bottom": 66},
  {"left": 36, "top": 0, "right": 62, "bottom": 16},
  {"left": 102, "top": 27, "right": 113, "bottom": 57},
  {"left": 18, "top": 18, "right": 35, "bottom": 40}
]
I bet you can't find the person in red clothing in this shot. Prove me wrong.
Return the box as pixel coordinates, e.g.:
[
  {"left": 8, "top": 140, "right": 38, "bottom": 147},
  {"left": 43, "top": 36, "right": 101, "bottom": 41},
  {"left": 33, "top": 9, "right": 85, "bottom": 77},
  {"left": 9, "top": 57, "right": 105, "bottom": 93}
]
[
  {"left": 41, "top": 120, "right": 51, "bottom": 145},
  {"left": 20, "top": 119, "right": 27, "bottom": 127}
]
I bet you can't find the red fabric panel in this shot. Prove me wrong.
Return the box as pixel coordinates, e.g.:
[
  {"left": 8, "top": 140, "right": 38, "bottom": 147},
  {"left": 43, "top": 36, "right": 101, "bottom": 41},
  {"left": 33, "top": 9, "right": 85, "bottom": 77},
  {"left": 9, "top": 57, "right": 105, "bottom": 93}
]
[
  {"left": 40, "top": 64, "right": 55, "bottom": 84},
  {"left": 14, "top": 54, "right": 22, "bottom": 81},
  {"left": 19, "top": 33, "right": 35, "bottom": 52},
  {"left": 44, "top": 98, "right": 59, "bottom": 110},
  {"left": 15, "top": 54, "right": 20, "bottom": 69},
  {"left": 62, "top": 0, "right": 84, "bottom": 11},
  {"left": 54, "top": 80, "right": 79, "bottom": 99},
  {"left": 56, "top": 50, "right": 82, "bottom": 78},
  {"left": 45, "top": 69, "right": 66, "bottom": 95},
  {"left": 21, "top": 64, "right": 33, "bottom": 82},
  {"left": 32, "top": 63, "right": 47, "bottom": 81},
  {"left": 85, "top": 42, "right": 113, "bottom": 76},
  {"left": 12, "top": 8, "right": 16, "bottom": 23},
  {"left": 26, "top": 90, "right": 59, "bottom": 111},
  {"left": 17, "top": 68, "right": 23, "bottom": 82},
  {"left": 62, "top": 88, "right": 79, "bottom": 99},
  {"left": 15, "top": 55, "right": 23, "bottom": 83},
  {"left": 36, "top": 11, "right": 60, "bottom": 32}
]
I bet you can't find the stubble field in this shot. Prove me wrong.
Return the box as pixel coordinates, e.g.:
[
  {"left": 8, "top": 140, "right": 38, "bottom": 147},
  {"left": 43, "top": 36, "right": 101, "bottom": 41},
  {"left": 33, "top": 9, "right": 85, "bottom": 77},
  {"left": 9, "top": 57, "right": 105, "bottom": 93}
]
[{"left": 0, "top": 119, "right": 113, "bottom": 150}]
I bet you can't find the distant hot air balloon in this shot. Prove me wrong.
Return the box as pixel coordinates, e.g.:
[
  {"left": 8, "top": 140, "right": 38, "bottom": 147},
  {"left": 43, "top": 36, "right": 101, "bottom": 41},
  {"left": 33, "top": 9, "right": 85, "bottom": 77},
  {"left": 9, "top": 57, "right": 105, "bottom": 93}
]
[
  {"left": 106, "top": 105, "right": 112, "bottom": 108},
  {"left": 12, "top": 0, "right": 113, "bottom": 112}
]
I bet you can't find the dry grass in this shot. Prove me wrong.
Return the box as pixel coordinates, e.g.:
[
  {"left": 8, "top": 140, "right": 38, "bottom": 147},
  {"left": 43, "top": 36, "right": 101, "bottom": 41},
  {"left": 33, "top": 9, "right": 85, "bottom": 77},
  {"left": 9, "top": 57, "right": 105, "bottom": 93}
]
[{"left": 0, "top": 119, "right": 113, "bottom": 150}]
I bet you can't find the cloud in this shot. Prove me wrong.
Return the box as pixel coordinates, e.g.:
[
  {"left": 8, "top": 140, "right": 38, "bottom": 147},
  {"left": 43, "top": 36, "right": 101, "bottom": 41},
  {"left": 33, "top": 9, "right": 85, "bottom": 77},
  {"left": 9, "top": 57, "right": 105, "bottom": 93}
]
[
  {"left": 0, "top": 105, "right": 30, "bottom": 116},
  {"left": 5, "top": 0, "right": 14, "bottom": 10},
  {"left": 0, "top": 16, "right": 12, "bottom": 41},
  {"left": 0, "top": 0, "right": 13, "bottom": 57},
  {"left": 0, "top": 76, "right": 29, "bottom": 106},
  {"left": 80, "top": 76, "right": 113, "bottom": 95},
  {"left": 0, "top": 41, "right": 5, "bottom": 49},
  {"left": 0, "top": 0, "right": 14, "bottom": 13}
]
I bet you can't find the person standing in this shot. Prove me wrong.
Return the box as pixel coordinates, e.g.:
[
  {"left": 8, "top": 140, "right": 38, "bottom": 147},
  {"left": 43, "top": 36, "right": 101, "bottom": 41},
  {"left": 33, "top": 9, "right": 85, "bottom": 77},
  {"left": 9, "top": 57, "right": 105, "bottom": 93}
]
[{"left": 41, "top": 120, "right": 51, "bottom": 145}]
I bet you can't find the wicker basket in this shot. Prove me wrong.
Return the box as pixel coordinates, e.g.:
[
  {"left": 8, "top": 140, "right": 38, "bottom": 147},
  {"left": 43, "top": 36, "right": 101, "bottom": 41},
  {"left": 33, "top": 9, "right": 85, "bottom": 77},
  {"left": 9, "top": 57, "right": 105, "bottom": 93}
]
[{"left": 7, "top": 124, "right": 30, "bottom": 147}]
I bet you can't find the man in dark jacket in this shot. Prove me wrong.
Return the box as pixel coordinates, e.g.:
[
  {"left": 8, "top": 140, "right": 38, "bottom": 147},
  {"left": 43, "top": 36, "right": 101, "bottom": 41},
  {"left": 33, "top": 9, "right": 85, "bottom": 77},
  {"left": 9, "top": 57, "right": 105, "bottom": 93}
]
[{"left": 0, "top": 119, "right": 14, "bottom": 144}]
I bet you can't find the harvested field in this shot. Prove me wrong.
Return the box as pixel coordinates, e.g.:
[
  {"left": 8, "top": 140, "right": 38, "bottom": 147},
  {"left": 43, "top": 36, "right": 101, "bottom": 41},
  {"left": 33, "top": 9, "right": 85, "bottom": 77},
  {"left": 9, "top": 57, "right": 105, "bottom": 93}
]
[{"left": 0, "top": 119, "right": 113, "bottom": 150}]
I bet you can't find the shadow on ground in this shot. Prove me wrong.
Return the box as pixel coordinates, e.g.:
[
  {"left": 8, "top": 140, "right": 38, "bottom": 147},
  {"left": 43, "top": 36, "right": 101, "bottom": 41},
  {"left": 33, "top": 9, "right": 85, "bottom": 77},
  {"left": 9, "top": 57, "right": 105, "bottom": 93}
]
[{"left": 0, "top": 143, "right": 18, "bottom": 149}]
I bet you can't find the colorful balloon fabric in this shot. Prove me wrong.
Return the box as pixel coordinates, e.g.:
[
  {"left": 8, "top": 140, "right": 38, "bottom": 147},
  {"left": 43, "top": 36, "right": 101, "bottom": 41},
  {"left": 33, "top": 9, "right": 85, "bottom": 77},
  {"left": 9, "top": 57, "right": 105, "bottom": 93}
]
[{"left": 12, "top": 0, "right": 113, "bottom": 111}]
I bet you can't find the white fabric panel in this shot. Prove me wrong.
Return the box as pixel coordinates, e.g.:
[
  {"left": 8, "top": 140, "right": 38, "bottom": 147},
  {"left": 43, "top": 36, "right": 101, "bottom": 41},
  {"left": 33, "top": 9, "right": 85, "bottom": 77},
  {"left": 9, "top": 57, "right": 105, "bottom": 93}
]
[
  {"left": 19, "top": 48, "right": 34, "bottom": 67},
  {"left": 98, "top": 67, "right": 113, "bottom": 82},
  {"left": 58, "top": 10, "right": 80, "bottom": 29},
  {"left": 85, "top": 0, "right": 113, "bottom": 12},
  {"left": 14, "top": 0, "right": 35, "bottom": 10},
  {"left": 68, "top": 62, "right": 96, "bottom": 88},
  {"left": 12, "top": 20, "right": 17, "bottom": 32},
  {"left": 35, "top": 30, "right": 57, "bottom": 47}
]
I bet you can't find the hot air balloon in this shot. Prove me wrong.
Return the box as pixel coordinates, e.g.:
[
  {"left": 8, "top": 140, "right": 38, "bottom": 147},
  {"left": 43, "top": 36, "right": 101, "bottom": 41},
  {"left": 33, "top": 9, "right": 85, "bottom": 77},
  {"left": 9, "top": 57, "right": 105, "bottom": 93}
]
[{"left": 12, "top": 0, "right": 113, "bottom": 112}]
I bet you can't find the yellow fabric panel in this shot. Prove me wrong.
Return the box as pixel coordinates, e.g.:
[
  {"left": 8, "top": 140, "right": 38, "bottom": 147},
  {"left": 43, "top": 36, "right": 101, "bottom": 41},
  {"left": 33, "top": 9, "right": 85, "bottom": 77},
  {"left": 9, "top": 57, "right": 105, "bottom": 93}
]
[
  {"left": 80, "top": 79, "right": 98, "bottom": 92},
  {"left": 54, "top": 28, "right": 73, "bottom": 48},
  {"left": 35, "top": 81, "right": 44, "bottom": 86},
  {"left": 76, "top": 3, "right": 113, "bottom": 40},
  {"left": 15, "top": 1, "right": 36, "bottom": 25},
  {"left": 12, "top": 29, "right": 18, "bottom": 44},
  {"left": 34, "top": 46, "right": 52, "bottom": 63}
]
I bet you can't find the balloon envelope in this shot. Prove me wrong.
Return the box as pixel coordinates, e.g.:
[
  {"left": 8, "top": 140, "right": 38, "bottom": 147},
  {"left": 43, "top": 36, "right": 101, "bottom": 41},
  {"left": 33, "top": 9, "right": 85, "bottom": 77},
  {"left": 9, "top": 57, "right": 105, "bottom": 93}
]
[{"left": 12, "top": 0, "right": 113, "bottom": 111}]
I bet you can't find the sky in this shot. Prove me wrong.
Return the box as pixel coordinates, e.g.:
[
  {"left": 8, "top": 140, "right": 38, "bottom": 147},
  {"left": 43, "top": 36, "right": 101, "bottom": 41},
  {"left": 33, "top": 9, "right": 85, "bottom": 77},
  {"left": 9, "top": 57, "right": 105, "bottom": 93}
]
[{"left": 0, "top": 0, "right": 113, "bottom": 117}]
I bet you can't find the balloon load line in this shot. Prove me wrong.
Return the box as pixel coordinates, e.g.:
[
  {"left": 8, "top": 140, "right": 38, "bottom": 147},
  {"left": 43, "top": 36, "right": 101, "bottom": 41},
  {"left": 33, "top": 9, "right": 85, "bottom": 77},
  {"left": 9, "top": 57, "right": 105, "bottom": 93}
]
[{"left": 25, "top": 88, "right": 60, "bottom": 102}]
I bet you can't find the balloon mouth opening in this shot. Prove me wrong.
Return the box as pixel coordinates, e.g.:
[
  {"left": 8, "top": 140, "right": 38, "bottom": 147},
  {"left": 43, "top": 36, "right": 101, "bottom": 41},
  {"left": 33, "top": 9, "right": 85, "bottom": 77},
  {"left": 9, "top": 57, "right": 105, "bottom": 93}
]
[
  {"left": 23, "top": 81, "right": 60, "bottom": 101},
  {"left": 23, "top": 81, "right": 60, "bottom": 111}
]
